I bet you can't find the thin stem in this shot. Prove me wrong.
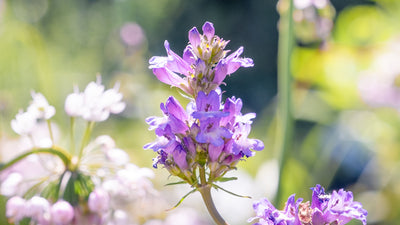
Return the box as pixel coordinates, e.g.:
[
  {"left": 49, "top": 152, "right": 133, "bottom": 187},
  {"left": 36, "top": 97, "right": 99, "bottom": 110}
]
[
  {"left": 198, "top": 167, "right": 229, "bottom": 225},
  {"left": 275, "top": 0, "right": 295, "bottom": 207},
  {"left": 0, "top": 147, "right": 72, "bottom": 171},
  {"left": 77, "top": 121, "right": 95, "bottom": 161},
  {"left": 70, "top": 117, "right": 76, "bottom": 155},
  {"left": 47, "top": 119, "right": 55, "bottom": 146}
]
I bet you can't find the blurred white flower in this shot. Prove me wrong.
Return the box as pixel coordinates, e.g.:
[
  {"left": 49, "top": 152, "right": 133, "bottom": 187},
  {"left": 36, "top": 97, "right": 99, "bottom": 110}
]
[
  {"left": 27, "top": 91, "right": 56, "bottom": 120},
  {"left": 358, "top": 38, "right": 400, "bottom": 109},
  {"left": 65, "top": 87, "right": 84, "bottom": 117},
  {"left": 11, "top": 110, "right": 37, "bottom": 135},
  {"left": 0, "top": 172, "right": 23, "bottom": 196},
  {"left": 65, "top": 76, "right": 126, "bottom": 121},
  {"left": 294, "top": 0, "right": 328, "bottom": 10}
]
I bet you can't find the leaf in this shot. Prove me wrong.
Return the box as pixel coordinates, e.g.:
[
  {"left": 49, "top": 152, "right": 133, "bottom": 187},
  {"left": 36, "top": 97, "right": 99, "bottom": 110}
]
[
  {"left": 212, "top": 184, "right": 251, "bottom": 199},
  {"left": 215, "top": 176, "right": 238, "bottom": 182},
  {"left": 166, "top": 188, "right": 197, "bottom": 211},
  {"left": 165, "top": 181, "right": 187, "bottom": 186}
]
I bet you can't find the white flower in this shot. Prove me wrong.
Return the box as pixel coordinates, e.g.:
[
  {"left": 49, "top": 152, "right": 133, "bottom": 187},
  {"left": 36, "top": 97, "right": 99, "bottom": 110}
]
[
  {"left": 294, "top": 0, "right": 328, "bottom": 9},
  {"left": 11, "top": 110, "right": 37, "bottom": 135},
  {"left": 105, "top": 148, "right": 130, "bottom": 166},
  {"left": 0, "top": 172, "right": 23, "bottom": 196},
  {"left": 65, "top": 87, "right": 84, "bottom": 117},
  {"left": 65, "top": 76, "right": 126, "bottom": 121},
  {"left": 27, "top": 91, "right": 56, "bottom": 120}
]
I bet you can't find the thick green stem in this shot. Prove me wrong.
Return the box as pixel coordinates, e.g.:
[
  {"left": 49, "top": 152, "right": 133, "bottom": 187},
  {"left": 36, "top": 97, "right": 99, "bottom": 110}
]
[
  {"left": 198, "top": 167, "right": 229, "bottom": 225},
  {"left": 0, "top": 147, "right": 72, "bottom": 171},
  {"left": 275, "top": 0, "right": 295, "bottom": 207}
]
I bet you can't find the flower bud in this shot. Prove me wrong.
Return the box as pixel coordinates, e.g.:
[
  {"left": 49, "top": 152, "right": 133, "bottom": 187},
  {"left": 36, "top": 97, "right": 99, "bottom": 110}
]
[
  {"left": 88, "top": 189, "right": 110, "bottom": 213},
  {"left": 6, "top": 196, "right": 26, "bottom": 222},
  {"left": 27, "top": 196, "right": 50, "bottom": 222},
  {"left": 50, "top": 200, "right": 74, "bottom": 225}
]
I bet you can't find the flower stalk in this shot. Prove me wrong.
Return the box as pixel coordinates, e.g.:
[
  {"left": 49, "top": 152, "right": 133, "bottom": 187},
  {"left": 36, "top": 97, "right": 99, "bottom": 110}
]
[
  {"left": 0, "top": 147, "right": 72, "bottom": 171},
  {"left": 198, "top": 166, "right": 229, "bottom": 225},
  {"left": 275, "top": 0, "right": 295, "bottom": 207}
]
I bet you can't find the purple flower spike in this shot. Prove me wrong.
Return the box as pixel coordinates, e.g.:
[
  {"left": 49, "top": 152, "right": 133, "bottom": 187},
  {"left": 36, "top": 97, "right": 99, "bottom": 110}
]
[
  {"left": 189, "top": 27, "right": 201, "bottom": 48},
  {"left": 147, "top": 21, "right": 263, "bottom": 187},
  {"left": 250, "top": 185, "right": 368, "bottom": 225},
  {"left": 202, "top": 21, "right": 215, "bottom": 41}
]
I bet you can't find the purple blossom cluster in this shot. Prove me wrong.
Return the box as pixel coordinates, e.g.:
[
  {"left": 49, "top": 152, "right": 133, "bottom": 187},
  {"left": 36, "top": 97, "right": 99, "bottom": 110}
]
[
  {"left": 249, "top": 184, "right": 368, "bottom": 225},
  {"left": 145, "top": 21, "right": 264, "bottom": 184}
]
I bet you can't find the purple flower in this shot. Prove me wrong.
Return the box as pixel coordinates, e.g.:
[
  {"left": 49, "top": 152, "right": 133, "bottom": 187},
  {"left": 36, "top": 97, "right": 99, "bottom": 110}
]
[
  {"left": 202, "top": 22, "right": 215, "bottom": 41},
  {"left": 188, "top": 27, "right": 201, "bottom": 48},
  {"left": 315, "top": 188, "right": 368, "bottom": 225},
  {"left": 146, "top": 21, "right": 262, "bottom": 186},
  {"left": 249, "top": 185, "right": 368, "bottom": 225},
  {"left": 149, "top": 21, "right": 253, "bottom": 96},
  {"left": 218, "top": 47, "right": 254, "bottom": 80},
  {"left": 172, "top": 144, "right": 188, "bottom": 170},
  {"left": 231, "top": 123, "right": 264, "bottom": 157},
  {"left": 248, "top": 195, "right": 301, "bottom": 225}
]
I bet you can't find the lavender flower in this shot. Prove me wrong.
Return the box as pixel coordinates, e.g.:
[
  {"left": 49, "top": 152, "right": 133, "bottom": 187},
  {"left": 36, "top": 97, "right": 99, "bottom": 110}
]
[
  {"left": 145, "top": 22, "right": 263, "bottom": 200},
  {"left": 145, "top": 89, "right": 263, "bottom": 183},
  {"left": 149, "top": 21, "right": 253, "bottom": 96},
  {"left": 249, "top": 184, "right": 368, "bottom": 225}
]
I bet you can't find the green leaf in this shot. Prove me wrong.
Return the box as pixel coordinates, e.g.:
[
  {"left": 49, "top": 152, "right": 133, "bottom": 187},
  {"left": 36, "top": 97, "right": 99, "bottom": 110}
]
[
  {"left": 212, "top": 184, "right": 251, "bottom": 199},
  {"left": 166, "top": 188, "right": 197, "bottom": 211},
  {"left": 164, "top": 181, "right": 187, "bottom": 186},
  {"left": 215, "top": 177, "right": 238, "bottom": 182}
]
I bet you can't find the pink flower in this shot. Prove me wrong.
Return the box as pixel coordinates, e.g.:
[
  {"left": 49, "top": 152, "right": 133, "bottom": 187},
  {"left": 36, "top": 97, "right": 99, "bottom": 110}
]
[
  {"left": 50, "top": 200, "right": 74, "bottom": 225},
  {"left": 88, "top": 189, "right": 110, "bottom": 213}
]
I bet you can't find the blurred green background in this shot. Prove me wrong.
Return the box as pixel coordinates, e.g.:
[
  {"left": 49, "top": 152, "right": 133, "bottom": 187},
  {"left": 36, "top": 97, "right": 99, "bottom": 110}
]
[{"left": 1, "top": 0, "right": 400, "bottom": 224}]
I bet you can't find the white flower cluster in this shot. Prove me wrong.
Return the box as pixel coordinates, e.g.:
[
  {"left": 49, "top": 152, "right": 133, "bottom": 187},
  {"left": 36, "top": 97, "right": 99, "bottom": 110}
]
[
  {"left": 83, "top": 136, "right": 161, "bottom": 225},
  {"left": 11, "top": 91, "right": 55, "bottom": 136},
  {"left": 65, "top": 76, "right": 126, "bottom": 121}
]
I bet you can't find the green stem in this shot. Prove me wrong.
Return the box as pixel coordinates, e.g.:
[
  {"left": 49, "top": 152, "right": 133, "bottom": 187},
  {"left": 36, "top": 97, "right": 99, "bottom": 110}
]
[
  {"left": 70, "top": 117, "right": 76, "bottom": 155},
  {"left": 47, "top": 119, "right": 55, "bottom": 146},
  {"left": 198, "top": 167, "right": 229, "bottom": 225},
  {"left": 0, "top": 147, "right": 72, "bottom": 171},
  {"left": 77, "top": 121, "right": 95, "bottom": 161},
  {"left": 275, "top": 0, "right": 295, "bottom": 207}
]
